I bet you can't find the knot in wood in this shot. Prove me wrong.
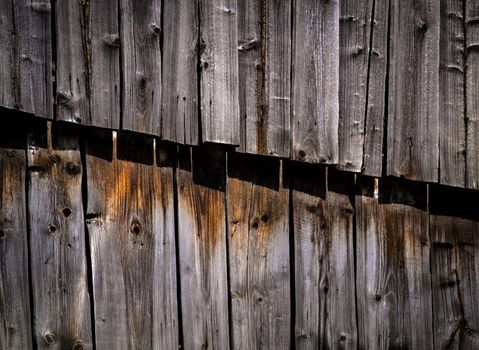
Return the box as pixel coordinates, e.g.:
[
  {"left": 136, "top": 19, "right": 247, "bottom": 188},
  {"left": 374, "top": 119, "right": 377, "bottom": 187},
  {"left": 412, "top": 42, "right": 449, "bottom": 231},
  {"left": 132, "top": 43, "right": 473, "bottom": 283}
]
[
  {"left": 374, "top": 294, "right": 382, "bottom": 302},
  {"left": 49, "top": 154, "right": 61, "bottom": 164},
  {"left": 43, "top": 332, "right": 56, "bottom": 346},
  {"left": 103, "top": 33, "right": 120, "bottom": 47},
  {"left": 72, "top": 340, "right": 85, "bottom": 350},
  {"left": 48, "top": 224, "right": 58, "bottom": 235},
  {"left": 66, "top": 162, "right": 81, "bottom": 176},
  {"left": 298, "top": 150, "right": 306, "bottom": 159},
  {"left": 62, "top": 208, "right": 72, "bottom": 218},
  {"left": 260, "top": 213, "right": 269, "bottom": 223},
  {"left": 338, "top": 333, "right": 347, "bottom": 342},
  {"left": 151, "top": 23, "right": 160, "bottom": 35},
  {"left": 6, "top": 150, "right": 15, "bottom": 158},
  {"left": 130, "top": 221, "right": 142, "bottom": 236}
]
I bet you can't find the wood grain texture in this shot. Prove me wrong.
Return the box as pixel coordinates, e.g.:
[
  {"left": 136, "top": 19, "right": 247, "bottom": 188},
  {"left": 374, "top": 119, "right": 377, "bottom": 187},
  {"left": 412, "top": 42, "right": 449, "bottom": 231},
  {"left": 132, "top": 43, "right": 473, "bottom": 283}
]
[
  {"left": 237, "top": 0, "right": 291, "bottom": 157},
  {"left": 387, "top": 0, "right": 440, "bottom": 182},
  {"left": 161, "top": 0, "right": 199, "bottom": 145},
  {"left": 120, "top": 0, "right": 162, "bottom": 135},
  {"left": 292, "top": 0, "right": 339, "bottom": 164},
  {"left": 199, "top": 0, "right": 240, "bottom": 145},
  {"left": 27, "top": 122, "right": 92, "bottom": 349},
  {"left": 338, "top": 0, "right": 373, "bottom": 172},
  {"left": 227, "top": 154, "right": 290, "bottom": 349},
  {"left": 355, "top": 177, "right": 433, "bottom": 349},
  {"left": 85, "top": 131, "right": 178, "bottom": 349},
  {"left": 176, "top": 145, "right": 230, "bottom": 349},
  {"left": 0, "top": 0, "right": 15, "bottom": 112}
]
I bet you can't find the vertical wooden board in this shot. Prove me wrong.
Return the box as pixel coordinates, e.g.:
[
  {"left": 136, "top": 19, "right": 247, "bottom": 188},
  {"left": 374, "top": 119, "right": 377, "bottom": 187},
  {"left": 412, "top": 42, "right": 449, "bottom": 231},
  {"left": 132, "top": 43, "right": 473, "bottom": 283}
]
[
  {"left": 227, "top": 154, "right": 290, "bottom": 349},
  {"left": 387, "top": 0, "right": 440, "bottom": 182},
  {"left": 85, "top": 131, "right": 178, "bottom": 349},
  {"left": 176, "top": 145, "right": 230, "bottom": 349},
  {"left": 120, "top": 0, "right": 162, "bottom": 135},
  {"left": 0, "top": 0, "right": 15, "bottom": 111},
  {"left": 338, "top": 0, "right": 373, "bottom": 172},
  {"left": 199, "top": 0, "right": 240, "bottom": 145},
  {"left": 362, "top": 0, "right": 389, "bottom": 177},
  {"left": 161, "top": 0, "right": 199, "bottom": 145},
  {"left": 0, "top": 124, "right": 32, "bottom": 350},
  {"left": 355, "top": 177, "right": 433, "bottom": 349},
  {"left": 27, "top": 122, "right": 92, "bottom": 349},
  {"left": 237, "top": 0, "right": 291, "bottom": 158},
  {"left": 292, "top": 0, "right": 339, "bottom": 164}
]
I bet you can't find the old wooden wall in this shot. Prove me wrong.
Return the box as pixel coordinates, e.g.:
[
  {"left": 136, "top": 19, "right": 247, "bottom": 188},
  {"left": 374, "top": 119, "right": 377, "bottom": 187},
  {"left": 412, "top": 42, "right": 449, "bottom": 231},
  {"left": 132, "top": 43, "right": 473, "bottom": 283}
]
[{"left": 1, "top": 115, "right": 479, "bottom": 349}]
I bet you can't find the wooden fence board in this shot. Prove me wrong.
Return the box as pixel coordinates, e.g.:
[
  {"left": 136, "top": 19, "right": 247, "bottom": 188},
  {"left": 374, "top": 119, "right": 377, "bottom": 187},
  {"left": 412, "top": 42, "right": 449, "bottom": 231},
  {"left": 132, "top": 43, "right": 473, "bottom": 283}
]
[
  {"left": 199, "top": 0, "right": 240, "bottom": 145},
  {"left": 292, "top": 0, "right": 339, "bottom": 164},
  {"left": 237, "top": 0, "right": 291, "bottom": 158},
  {"left": 227, "top": 154, "right": 290, "bottom": 349},
  {"left": 176, "top": 145, "right": 230, "bottom": 349},
  {"left": 161, "top": 0, "right": 199, "bottom": 145},
  {"left": 387, "top": 0, "right": 440, "bottom": 182},
  {"left": 0, "top": 0, "right": 16, "bottom": 112}
]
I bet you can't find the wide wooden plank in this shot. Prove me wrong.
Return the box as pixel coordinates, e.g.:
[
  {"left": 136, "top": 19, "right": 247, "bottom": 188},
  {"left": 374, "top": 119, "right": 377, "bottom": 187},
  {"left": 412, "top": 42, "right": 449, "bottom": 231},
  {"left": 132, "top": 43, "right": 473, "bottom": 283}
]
[
  {"left": 120, "top": 0, "right": 162, "bottom": 135},
  {"left": 292, "top": 0, "right": 340, "bottom": 164},
  {"left": 227, "top": 154, "right": 290, "bottom": 348},
  {"left": 161, "top": 0, "right": 199, "bottom": 145},
  {"left": 176, "top": 145, "right": 230, "bottom": 349},
  {"left": 338, "top": 0, "right": 373, "bottom": 172},
  {"left": 387, "top": 0, "right": 440, "bottom": 182},
  {"left": 199, "top": 0, "right": 240, "bottom": 145},
  {"left": 237, "top": 0, "right": 291, "bottom": 157},
  {"left": 355, "top": 177, "right": 433, "bottom": 349},
  {"left": 85, "top": 131, "right": 178, "bottom": 349}
]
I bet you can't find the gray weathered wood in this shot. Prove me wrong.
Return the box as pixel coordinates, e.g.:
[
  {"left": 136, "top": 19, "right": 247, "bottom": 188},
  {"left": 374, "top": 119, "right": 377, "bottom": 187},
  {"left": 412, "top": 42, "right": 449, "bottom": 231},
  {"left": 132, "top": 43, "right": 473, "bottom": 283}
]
[
  {"left": 199, "top": 0, "right": 240, "bottom": 145},
  {"left": 85, "top": 131, "right": 178, "bottom": 349},
  {"left": 237, "top": 0, "right": 291, "bottom": 157},
  {"left": 176, "top": 145, "right": 230, "bottom": 349},
  {"left": 227, "top": 154, "right": 290, "bottom": 348},
  {"left": 0, "top": 0, "right": 15, "bottom": 112},
  {"left": 387, "top": 0, "right": 440, "bottom": 182},
  {"left": 161, "top": 0, "right": 199, "bottom": 145},
  {"left": 338, "top": 0, "right": 373, "bottom": 172},
  {"left": 120, "top": 0, "right": 162, "bottom": 135},
  {"left": 292, "top": 0, "right": 339, "bottom": 164}
]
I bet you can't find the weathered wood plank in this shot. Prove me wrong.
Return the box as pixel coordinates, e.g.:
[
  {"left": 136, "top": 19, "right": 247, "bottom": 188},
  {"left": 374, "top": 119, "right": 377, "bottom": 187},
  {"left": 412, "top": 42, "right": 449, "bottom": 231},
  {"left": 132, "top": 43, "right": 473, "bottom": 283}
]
[
  {"left": 199, "top": 0, "right": 240, "bottom": 145},
  {"left": 338, "top": 0, "right": 373, "bottom": 172},
  {"left": 176, "top": 145, "right": 230, "bottom": 349},
  {"left": 237, "top": 0, "right": 291, "bottom": 157},
  {"left": 387, "top": 0, "right": 440, "bottom": 182},
  {"left": 161, "top": 0, "right": 199, "bottom": 145},
  {"left": 0, "top": 122, "right": 32, "bottom": 350},
  {"left": 120, "top": 0, "right": 162, "bottom": 135},
  {"left": 0, "top": 0, "right": 16, "bottom": 111},
  {"left": 227, "top": 154, "right": 290, "bottom": 348},
  {"left": 85, "top": 131, "right": 178, "bottom": 349},
  {"left": 355, "top": 177, "right": 433, "bottom": 349},
  {"left": 292, "top": 0, "right": 339, "bottom": 164}
]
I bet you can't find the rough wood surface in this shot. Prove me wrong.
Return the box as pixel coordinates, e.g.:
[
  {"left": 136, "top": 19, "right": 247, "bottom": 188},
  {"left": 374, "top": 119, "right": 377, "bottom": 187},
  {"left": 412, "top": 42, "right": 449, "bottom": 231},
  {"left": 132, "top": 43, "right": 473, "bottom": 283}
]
[
  {"left": 237, "top": 0, "right": 291, "bottom": 157},
  {"left": 0, "top": 0, "right": 16, "bottom": 112},
  {"left": 387, "top": 0, "right": 440, "bottom": 182},
  {"left": 199, "top": 0, "right": 240, "bottom": 145},
  {"left": 85, "top": 131, "right": 178, "bottom": 349},
  {"left": 227, "top": 154, "right": 290, "bottom": 349},
  {"left": 161, "top": 0, "right": 199, "bottom": 145},
  {"left": 120, "top": 0, "right": 162, "bottom": 135},
  {"left": 292, "top": 0, "right": 339, "bottom": 164},
  {"left": 176, "top": 145, "right": 230, "bottom": 349},
  {"left": 27, "top": 122, "right": 92, "bottom": 349}
]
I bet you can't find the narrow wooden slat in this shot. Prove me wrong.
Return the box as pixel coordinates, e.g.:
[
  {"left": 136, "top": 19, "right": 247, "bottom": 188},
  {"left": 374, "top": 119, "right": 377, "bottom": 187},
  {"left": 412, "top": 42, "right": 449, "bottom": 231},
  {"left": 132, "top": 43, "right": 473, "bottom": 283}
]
[
  {"left": 0, "top": 0, "right": 15, "bottom": 111},
  {"left": 237, "top": 0, "right": 291, "bottom": 157},
  {"left": 227, "top": 154, "right": 290, "bottom": 348},
  {"left": 338, "top": 0, "right": 373, "bottom": 172},
  {"left": 199, "top": 0, "right": 240, "bottom": 145},
  {"left": 176, "top": 145, "right": 230, "bottom": 349},
  {"left": 85, "top": 131, "right": 178, "bottom": 349},
  {"left": 292, "top": 0, "right": 340, "bottom": 164},
  {"left": 120, "top": 0, "right": 162, "bottom": 135},
  {"left": 27, "top": 122, "right": 92, "bottom": 349},
  {"left": 387, "top": 0, "right": 440, "bottom": 182},
  {"left": 161, "top": 0, "right": 199, "bottom": 145}
]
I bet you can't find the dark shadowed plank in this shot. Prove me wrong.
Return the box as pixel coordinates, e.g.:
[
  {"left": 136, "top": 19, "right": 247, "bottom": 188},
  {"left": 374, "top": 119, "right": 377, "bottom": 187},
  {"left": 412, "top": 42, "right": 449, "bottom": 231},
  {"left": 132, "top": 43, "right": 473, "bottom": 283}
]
[
  {"left": 237, "top": 0, "right": 291, "bottom": 157},
  {"left": 199, "top": 0, "right": 240, "bottom": 145},
  {"left": 161, "top": 0, "right": 199, "bottom": 145},
  {"left": 120, "top": 0, "right": 162, "bottom": 135},
  {"left": 27, "top": 122, "right": 92, "bottom": 349},
  {"left": 355, "top": 177, "right": 433, "bottom": 349},
  {"left": 0, "top": 0, "right": 15, "bottom": 111},
  {"left": 387, "top": 0, "right": 440, "bottom": 182},
  {"left": 176, "top": 145, "right": 230, "bottom": 349},
  {"left": 338, "top": 0, "right": 373, "bottom": 172},
  {"left": 85, "top": 131, "right": 178, "bottom": 349},
  {"left": 227, "top": 154, "right": 290, "bottom": 348},
  {"left": 292, "top": 0, "right": 339, "bottom": 164}
]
